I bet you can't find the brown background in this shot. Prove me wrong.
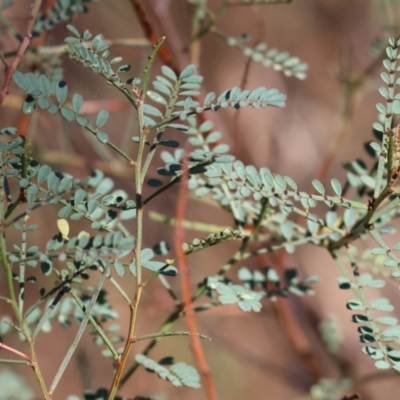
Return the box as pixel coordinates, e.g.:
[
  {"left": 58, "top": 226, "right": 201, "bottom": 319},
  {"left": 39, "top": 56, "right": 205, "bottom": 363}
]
[{"left": 1, "top": 1, "right": 400, "bottom": 399}]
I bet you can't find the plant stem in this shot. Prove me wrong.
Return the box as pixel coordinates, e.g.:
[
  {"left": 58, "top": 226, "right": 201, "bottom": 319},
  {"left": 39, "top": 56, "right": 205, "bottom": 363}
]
[
  {"left": 0, "top": 359, "right": 30, "bottom": 365},
  {"left": 0, "top": 0, "right": 43, "bottom": 107},
  {"left": 69, "top": 290, "right": 119, "bottom": 360},
  {"left": 175, "top": 153, "right": 217, "bottom": 400},
  {"left": 107, "top": 70, "right": 147, "bottom": 400},
  {"left": 136, "top": 331, "right": 211, "bottom": 341},
  {"left": 48, "top": 272, "right": 106, "bottom": 396},
  {"left": 0, "top": 13, "right": 23, "bottom": 42}
]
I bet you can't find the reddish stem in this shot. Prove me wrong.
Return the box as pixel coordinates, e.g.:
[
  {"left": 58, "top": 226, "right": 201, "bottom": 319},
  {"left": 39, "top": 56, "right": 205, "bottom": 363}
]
[
  {"left": 0, "top": 0, "right": 43, "bottom": 107},
  {"left": 175, "top": 152, "right": 218, "bottom": 400},
  {"left": 0, "top": 342, "right": 31, "bottom": 361},
  {"left": 129, "top": 0, "right": 178, "bottom": 74},
  {"left": 259, "top": 251, "right": 323, "bottom": 382}
]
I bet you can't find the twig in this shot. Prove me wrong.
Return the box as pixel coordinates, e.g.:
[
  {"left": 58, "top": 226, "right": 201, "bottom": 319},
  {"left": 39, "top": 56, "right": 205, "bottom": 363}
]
[
  {"left": 231, "top": 15, "right": 264, "bottom": 156},
  {"left": 0, "top": 359, "right": 30, "bottom": 365},
  {"left": 69, "top": 290, "right": 119, "bottom": 360},
  {"left": 129, "top": 0, "right": 178, "bottom": 74},
  {"left": 48, "top": 272, "right": 106, "bottom": 396},
  {"left": 226, "top": 0, "right": 292, "bottom": 5},
  {"left": 37, "top": 37, "right": 151, "bottom": 56},
  {"left": 341, "top": 394, "right": 360, "bottom": 400},
  {"left": 260, "top": 252, "right": 322, "bottom": 382},
  {"left": 148, "top": 211, "right": 228, "bottom": 233},
  {"left": 136, "top": 330, "right": 211, "bottom": 341},
  {"left": 107, "top": 40, "right": 164, "bottom": 400},
  {"left": 0, "top": 52, "right": 8, "bottom": 69},
  {"left": 0, "top": 0, "right": 43, "bottom": 106},
  {"left": 175, "top": 151, "right": 217, "bottom": 400},
  {"left": 0, "top": 342, "right": 31, "bottom": 361},
  {"left": 0, "top": 13, "right": 23, "bottom": 42}
]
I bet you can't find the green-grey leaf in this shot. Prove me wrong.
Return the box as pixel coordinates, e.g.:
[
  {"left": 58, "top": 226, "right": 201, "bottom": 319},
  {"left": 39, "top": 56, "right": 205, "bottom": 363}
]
[
  {"left": 55, "top": 81, "right": 68, "bottom": 105},
  {"left": 114, "top": 261, "right": 125, "bottom": 277},
  {"left": 179, "top": 64, "right": 197, "bottom": 80},
  {"left": 61, "top": 107, "right": 76, "bottom": 121},
  {"left": 96, "top": 109, "right": 109, "bottom": 128},
  {"left": 12, "top": 71, "right": 29, "bottom": 92},
  {"left": 66, "top": 24, "right": 80, "bottom": 38},
  {"left": 1, "top": 127, "right": 17, "bottom": 135},
  {"left": 76, "top": 115, "right": 89, "bottom": 127},
  {"left": 22, "top": 96, "right": 35, "bottom": 115},
  {"left": 72, "top": 93, "right": 84, "bottom": 114},
  {"left": 312, "top": 179, "right": 325, "bottom": 194},
  {"left": 39, "top": 75, "right": 51, "bottom": 97},
  {"left": 161, "top": 65, "right": 177, "bottom": 81},
  {"left": 331, "top": 178, "right": 342, "bottom": 196},
  {"left": 58, "top": 205, "right": 73, "bottom": 218},
  {"left": 38, "top": 165, "right": 52, "bottom": 183},
  {"left": 96, "top": 130, "right": 109, "bottom": 143},
  {"left": 143, "top": 104, "right": 163, "bottom": 118}
]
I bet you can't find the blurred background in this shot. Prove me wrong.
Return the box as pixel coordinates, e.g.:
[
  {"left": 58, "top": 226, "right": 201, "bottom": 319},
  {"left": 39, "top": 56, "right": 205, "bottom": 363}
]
[{"left": 1, "top": 0, "right": 400, "bottom": 399}]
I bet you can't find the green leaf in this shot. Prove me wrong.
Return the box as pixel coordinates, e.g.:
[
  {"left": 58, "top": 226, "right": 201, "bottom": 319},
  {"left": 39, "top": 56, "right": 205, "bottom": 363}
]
[
  {"left": 70, "top": 212, "right": 84, "bottom": 220},
  {"left": 55, "top": 81, "right": 68, "bottom": 105},
  {"left": 117, "top": 64, "right": 131, "bottom": 73},
  {"left": 330, "top": 178, "right": 342, "bottom": 196},
  {"left": 127, "top": 77, "right": 141, "bottom": 85},
  {"left": 153, "top": 81, "right": 171, "bottom": 95},
  {"left": 66, "top": 24, "right": 80, "bottom": 38},
  {"left": 12, "top": 71, "right": 29, "bottom": 91},
  {"left": 96, "top": 130, "right": 109, "bottom": 143},
  {"left": 114, "top": 261, "right": 125, "bottom": 277},
  {"left": 169, "top": 362, "right": 201, "bottom": 388},
  {"left": 147, "top": 90, "right": 167, "bottom": 105},
  {"left": 373, "top": 122, "right": 384, "bottom": 132},
  {"left": 96, "top": 109, "right": 109, "bottom": 128},
  {"left": 0, "top": 127, "right": 17, "bottom": 135},
  {"left": 97, "top": 41, "right": 110, "bottom": 52},
  {"left": 58, "top": 177, "right": 73, "bottom": 193},
  {"left": 143, "top": 104, "right": 163, "bottom": 117},
  {"left": 61, "top": 107, "right": 76, "bottom": 121},
  {"left": 38, "top": 75, "right": 51, "bottom": 97},
  {"left": 110, "top": 56, "right": 123, "bottom": 65},
  {"left": 74, "top": 188, "right": 86, "bottom": 203},
  {"left": 72, "top": 93, "right": 84, "bottom": 113},
  {"left": 82, "top": 30, "right": 92, "bottom": 40},
  {"left": 37, "top": 97, "right": 50, "bottom": 110},
  {"left": 76, "top": 115, "right": 89, "bottom": 127},
  {"left": 22, "top": 96, "right": 35, "bottom": 115},
  {"left": 58, "top": 205, "right": 73, "bottom": 218},
  {"left": 41, "top": 260, "right": 53, "bottom": 276},
  {"left": 179, "top": 64, "right": 197, "bottom": 80},
  {"left": 161, "top": 65, "right": 177, "bottom": 81},
  {"left": 38, "top": 165, "right": 52, "bottom": 183},
  {"left": 312, "top": 179, "right": 325, "bottom": 194},
  {"left": 26, "top": 185, "right": 38, "bottom": 205},
  {"left": 91, "top": 34, "right": 104, "bottom": 49},
  {"left": 19, "top": 179, "right": 29, "bottom": 188},
  {"left": 1, "top": 0, "right": 12, "bottom": 9},
  {"left": 148, "top": 179, "right": 163, "bottom": 187}
]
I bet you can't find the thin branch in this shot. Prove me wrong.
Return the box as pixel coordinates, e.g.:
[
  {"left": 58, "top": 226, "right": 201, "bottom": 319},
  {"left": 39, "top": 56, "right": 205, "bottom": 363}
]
[
  {"left": 175, "top": 152, "right": 217, "bottom": 400},
  {"left": 0, "top": 342, "right": 31, "bottom": 361},
  {"left": 261, "top": 250, "right": 323, "bottom": 382},
  {"left": 0, "top": 359, "right": 30, "bottom": 365},
  {"left": 37, "top": 37, "right": 151, "bottom": 56},
  {"left": 136, "top": 330, "right": 211, "bottom": 341},
  {"left": 0, "top": 13, "right": 23, "bottom": 42},
  {"left": 226, "top": 0, "right": 292, "bottom": 5},
  {"left": 48, "top": 272, "right": 106, "bottom": 396},
  {"left": 0, "top": 0, "right": 43, "bottom": 106},
  {"left": 129, "top": 0, "right": 179, "bottom": 74}
]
